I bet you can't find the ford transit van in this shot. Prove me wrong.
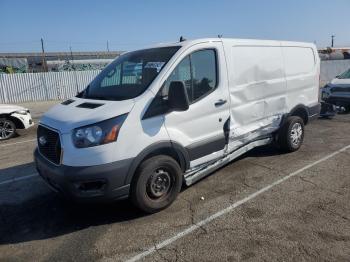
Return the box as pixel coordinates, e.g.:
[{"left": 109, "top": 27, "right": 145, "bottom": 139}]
[{"left": 35, "top": 38, "right": 320, "bottom": 213}]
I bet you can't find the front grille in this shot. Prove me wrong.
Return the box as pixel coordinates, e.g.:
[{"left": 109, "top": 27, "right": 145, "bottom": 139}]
[
  {"left": 37, "top": 125, "right": 62, "bottom": 165},
  {"left": 331, "top": 86, "right": 350, "bottom": 93}
]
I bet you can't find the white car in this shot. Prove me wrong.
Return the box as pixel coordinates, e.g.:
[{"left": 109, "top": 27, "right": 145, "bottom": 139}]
[
  {"left": 0, "top": 104, "right": 34, "bottom": 140},
  {"left": 35, "top": 38, "right": 320, "bottom": 213}
]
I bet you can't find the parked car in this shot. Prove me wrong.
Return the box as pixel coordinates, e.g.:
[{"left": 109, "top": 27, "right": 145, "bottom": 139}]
[
  {"left": 0, "top": 104, "right": 34, "bottom": 140},
  {"left": 321, "top": 68, "right": 350, "bottom": 112},
  {"left": 35, "top": 38, "right": 320, "bottom": 213}
]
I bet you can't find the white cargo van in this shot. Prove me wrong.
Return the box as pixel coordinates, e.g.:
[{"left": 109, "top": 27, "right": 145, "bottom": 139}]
[{"left": 35, "top": 38, "right": 320, "bottom": 213}]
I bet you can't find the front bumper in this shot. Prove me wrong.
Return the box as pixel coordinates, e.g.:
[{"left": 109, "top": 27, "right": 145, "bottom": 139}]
[
  {"left": 34, "top": 149, "right": 132, "bottom": 202},
  {"left": 324, "top": 96, "right": 350, "bottom": 107},
  {"left": 11, "top": 112, "right": 34, "bottom": 129}
]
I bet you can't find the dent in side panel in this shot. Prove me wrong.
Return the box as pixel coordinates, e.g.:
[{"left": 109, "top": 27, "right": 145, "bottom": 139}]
[{"left": 227, "top": 45, "right": 287, "bottom": 150}]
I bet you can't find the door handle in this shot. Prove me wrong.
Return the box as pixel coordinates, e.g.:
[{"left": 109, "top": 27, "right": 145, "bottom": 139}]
[{"left": 215, "top": 99, "right": 227, "bottom": 106}]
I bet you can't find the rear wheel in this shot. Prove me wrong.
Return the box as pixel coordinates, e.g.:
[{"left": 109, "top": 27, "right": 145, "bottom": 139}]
[
  {"left": 277, "top": 116, "right": 304, "bottom": 152},
  {"left": 131, "top": 155, "right": 183, "bottom": 213},
  {"left": 0, "top": 118, "right": 16, "bottom": 140}
]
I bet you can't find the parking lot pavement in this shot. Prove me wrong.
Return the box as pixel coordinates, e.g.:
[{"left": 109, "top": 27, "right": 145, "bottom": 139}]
[
  {"left": 144, "top": 148, "right": 350, "bottom": 262},
  {"left": 0, "top": 115, "right": 349, "bottom": 262}
]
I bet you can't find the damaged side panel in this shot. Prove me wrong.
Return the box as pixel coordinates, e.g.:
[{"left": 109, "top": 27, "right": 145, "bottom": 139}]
[
  {"left": 182, "top": 39, "right": 319, "bottom": 186},
  {"left": 225, "top": 44, "right": 287, "bottom": 152}
]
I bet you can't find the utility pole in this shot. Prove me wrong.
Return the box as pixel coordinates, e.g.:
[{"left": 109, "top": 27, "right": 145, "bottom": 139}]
[
  {"left": 41, "top": 38, "right": 48, "bottom": 72},
  {"left": 331, "top": 35, "right": 335, "bottom": 47},
  {"left": 107, "top": 40, "right": 110, "bottom": 53},
  {"left": 70, "top": 46, "right": 79, "bottom": 94},
  {"left": 69, "top": 46, "right": 74, "bottom": 63}
]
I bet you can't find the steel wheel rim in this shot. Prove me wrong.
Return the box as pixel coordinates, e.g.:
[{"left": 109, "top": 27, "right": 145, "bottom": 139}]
[
  {"left": 146, "top": 168, "right": 172, "bottom": 199},
  {"left": 290, "top": 122, "right": 303, "bottom": 147},
  {"left": 0, "top": 120, "right": 14, "bottom": 140}
]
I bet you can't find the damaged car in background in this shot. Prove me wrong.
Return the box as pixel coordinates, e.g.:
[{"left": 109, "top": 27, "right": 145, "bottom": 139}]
[
  {"left": 0, "top": 104, "right": 34, "bottom": 140},
  {"left": 320, "top": 68, "right": 350, "bottom": 117}
]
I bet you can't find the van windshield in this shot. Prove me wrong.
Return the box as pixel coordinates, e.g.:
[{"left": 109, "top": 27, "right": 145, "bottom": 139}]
[{"left": 79, "top": 46, "right": 181, "bottom": 101}]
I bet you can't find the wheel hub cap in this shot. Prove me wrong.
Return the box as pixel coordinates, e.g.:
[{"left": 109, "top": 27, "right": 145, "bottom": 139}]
[
  {"left": 290, "top": 123, "right": 303, "bottom": 146},
  {"left": 0, "top": 121, "right": 14, "bottom": 139},
  {"left": 147, "top": 169, "right": 171, "bottom": 199}
]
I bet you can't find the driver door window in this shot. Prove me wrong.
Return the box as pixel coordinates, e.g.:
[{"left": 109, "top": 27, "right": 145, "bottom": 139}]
[
  {"left": 144, "top": 49, "right": 217, "bottom": 119},
  {"left": 191, "top": 50, "right": 217, "bottom": 101},
  {"left": 162, "top": 49, "right": 217, "bottom": 103}
]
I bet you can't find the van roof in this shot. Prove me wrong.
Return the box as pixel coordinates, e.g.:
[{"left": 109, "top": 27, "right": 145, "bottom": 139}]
[{"left": 149, "top": 38, "right": 316, "bottom": 49}]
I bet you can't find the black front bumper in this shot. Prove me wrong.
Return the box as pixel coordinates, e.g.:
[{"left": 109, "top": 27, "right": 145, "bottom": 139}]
[
  {"left": 324, "top": 96, "right": 350, "bottom": 107},
  {"left": 34, "top": 149, "right": 132, "bottom": 202}
]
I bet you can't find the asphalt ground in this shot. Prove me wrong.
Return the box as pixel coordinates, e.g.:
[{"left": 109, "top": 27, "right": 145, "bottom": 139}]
[{"left": 0, "top": 111, "right": 349, "bottom": 262}]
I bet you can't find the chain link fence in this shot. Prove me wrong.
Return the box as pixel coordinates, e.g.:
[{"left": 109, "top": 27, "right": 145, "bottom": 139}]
[{"left": 0, "top": 70, "right": 100, "bottom": 103}]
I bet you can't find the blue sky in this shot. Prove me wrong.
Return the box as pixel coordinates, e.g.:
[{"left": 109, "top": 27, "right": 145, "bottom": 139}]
[{"left": 1, "top": 0, "right": 349, "bottom": 53}]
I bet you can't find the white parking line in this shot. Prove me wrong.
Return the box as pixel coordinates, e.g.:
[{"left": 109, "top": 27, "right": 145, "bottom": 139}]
[
  {"left": 0, "top": 139, "right": 36, "bottom": 148},
  {"left": 125, "top": 144, "right": 350, "bottom": 262},
  {"left": 0, "top": 173, "right": 38, "bottom": 186}
]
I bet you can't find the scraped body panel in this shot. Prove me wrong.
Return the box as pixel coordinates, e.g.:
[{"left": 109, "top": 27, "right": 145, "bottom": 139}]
[{"left": 220, "top": 39, "right": 319, "bottom": 153}]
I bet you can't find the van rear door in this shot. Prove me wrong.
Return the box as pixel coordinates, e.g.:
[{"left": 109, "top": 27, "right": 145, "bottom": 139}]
[{"left": 163, "top": 42, "right": 230, "bottom": 168}]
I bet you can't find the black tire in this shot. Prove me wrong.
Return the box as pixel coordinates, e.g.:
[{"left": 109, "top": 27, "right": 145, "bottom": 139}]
[
  {"left": 277, "top": 116, "right": 304, "bottom": 152},
  {"left": 131, "top": 155, "right": 183, "bottom": 213},
  {"left": 0, "top": 118, "right": 16, "bottom": 140}
]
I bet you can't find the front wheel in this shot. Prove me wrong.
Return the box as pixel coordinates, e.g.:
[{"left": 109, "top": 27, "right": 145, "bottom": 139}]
[
  {"left": 0, "top": 118, "right": 16, "bottom": 140},
  {"left": 277, "top": 116, "right": 304, "bottom": 152},
  {"left": 131, "top": 155, "right": 183, "bottom": 213}
]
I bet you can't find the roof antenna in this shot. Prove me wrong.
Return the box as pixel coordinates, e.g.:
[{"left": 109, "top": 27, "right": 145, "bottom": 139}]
[
  {"left": 179, "top": 36, "right": 186, "bottom": 42},
  {"left": 218, "top": 34, "right": 223, "bottom": 38}
]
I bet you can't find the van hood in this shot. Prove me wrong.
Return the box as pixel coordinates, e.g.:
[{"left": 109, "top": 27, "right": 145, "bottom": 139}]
[{"left": 40, "top": 97, "right": 135, "bottom": 133}]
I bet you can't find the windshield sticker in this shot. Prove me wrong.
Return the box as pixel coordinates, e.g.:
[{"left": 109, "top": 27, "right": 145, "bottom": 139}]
[{"left": 145, "top": 62, "right": 165, "bottom": 72}]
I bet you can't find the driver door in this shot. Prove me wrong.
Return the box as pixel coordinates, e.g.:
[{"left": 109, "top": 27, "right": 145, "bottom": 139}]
[{"left": 163, "top": 43, "right": 230, "bottom": 168}]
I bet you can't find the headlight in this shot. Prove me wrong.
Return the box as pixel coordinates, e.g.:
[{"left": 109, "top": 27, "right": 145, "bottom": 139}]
[
  {"left": 72, "top": 114, "right": 128, "bottom": 148},
  {"left": 15, "top": 109, "right": 29, "bottom": 115}
]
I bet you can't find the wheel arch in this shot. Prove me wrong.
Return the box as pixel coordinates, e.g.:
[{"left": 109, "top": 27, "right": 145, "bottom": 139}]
[
  {"left": 0, "top": 114, "right": 24, "bottom": 129},
  {"left": 289, "top": 104, "right": 309, "bottom": 125},
  {"left": 124, "top": 141, "right": 190, "bottom": 185}
]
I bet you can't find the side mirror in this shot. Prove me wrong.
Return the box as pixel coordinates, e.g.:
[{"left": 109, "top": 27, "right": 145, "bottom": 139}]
[{"left": 168, "top": 81, "right": 190, "bottom": 111}]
